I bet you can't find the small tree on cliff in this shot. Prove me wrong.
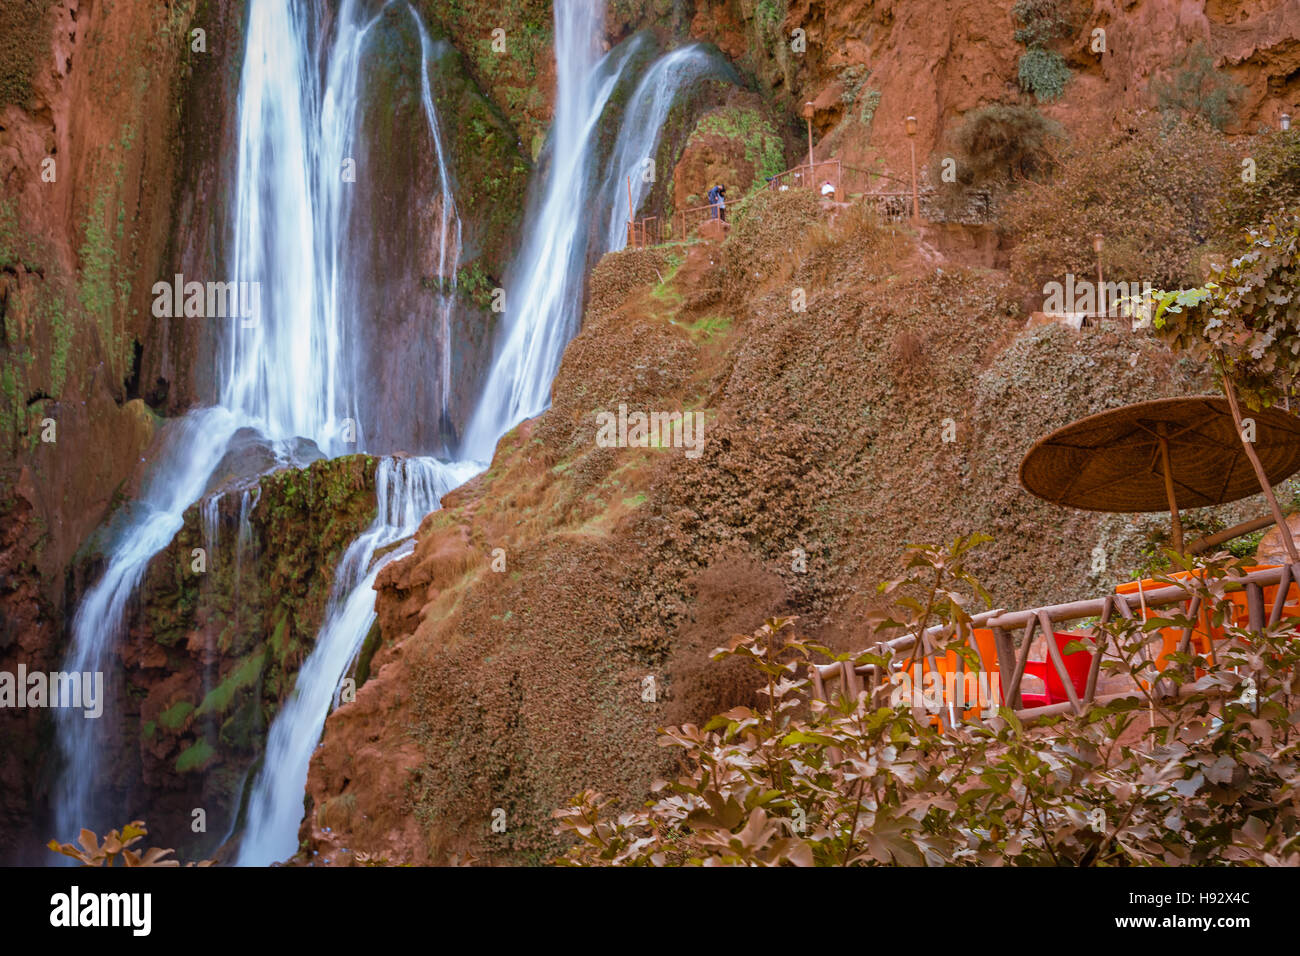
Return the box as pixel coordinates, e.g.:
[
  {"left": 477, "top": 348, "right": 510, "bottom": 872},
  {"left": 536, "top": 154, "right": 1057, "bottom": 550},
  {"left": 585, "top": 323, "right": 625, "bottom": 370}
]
[{"left": 1149, "top": 210, "right": 1300, "bottom": 559}]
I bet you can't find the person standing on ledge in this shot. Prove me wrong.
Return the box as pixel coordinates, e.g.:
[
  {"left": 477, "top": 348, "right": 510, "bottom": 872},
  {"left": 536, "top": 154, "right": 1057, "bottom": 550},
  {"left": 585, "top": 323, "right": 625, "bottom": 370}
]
[{"left": 707, "top": 183, "right": 727, "bottom": 222}]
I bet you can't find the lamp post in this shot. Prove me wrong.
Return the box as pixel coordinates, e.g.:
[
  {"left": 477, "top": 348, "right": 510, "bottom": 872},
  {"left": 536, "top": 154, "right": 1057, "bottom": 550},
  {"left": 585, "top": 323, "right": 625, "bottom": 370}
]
[
  {"left": 1093, "top": 233, "right": 1104, "bottom": 318},
  {"left": 905, "top": 115, "right": 919, "bottom": 222},
  {"left": 803, "top": 101, "right": 815, "bottom": 188},
  {"left": 1282, "top": 112, "right": 1292, "bottom": 132}
]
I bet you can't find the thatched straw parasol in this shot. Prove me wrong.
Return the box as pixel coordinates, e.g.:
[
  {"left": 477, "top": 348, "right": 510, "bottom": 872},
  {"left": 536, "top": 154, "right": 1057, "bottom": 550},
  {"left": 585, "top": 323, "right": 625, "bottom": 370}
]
[{"left": 1019, "top": 397, "right": 1300, "bottom": 554}]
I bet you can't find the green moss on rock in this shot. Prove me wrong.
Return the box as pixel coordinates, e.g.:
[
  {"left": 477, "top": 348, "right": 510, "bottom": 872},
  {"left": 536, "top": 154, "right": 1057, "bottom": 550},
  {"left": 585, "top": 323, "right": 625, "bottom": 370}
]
[
  {"left": 175, "top": 738, "right": 215, "bottom": 773},
  {"left": 158, "top": 699, "right": 194, "bottom": 731},
  {"left": 122, "top": 453, "right": 384, "bottom": 842},
  {"left": 195, "top": 650, "right": 266, "bottom": 718}
]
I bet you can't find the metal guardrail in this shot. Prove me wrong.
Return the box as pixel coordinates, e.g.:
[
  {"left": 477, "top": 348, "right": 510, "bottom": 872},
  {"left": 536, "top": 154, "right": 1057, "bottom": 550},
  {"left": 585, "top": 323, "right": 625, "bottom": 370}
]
[
  {"left": 626, "top": 216, "right": 660, "bottom": 249},
  {"left": 643, "top": 158, "right": 992, "bottom": 245},
  {"left": 674, "top": 201, "right": 728, "bottom": 240},
  {"left": 767, "top": 159, "right": 842, "bottom": 197},
  {"left": 810, "top": 563, "right": 1300, "bottom": 724}
]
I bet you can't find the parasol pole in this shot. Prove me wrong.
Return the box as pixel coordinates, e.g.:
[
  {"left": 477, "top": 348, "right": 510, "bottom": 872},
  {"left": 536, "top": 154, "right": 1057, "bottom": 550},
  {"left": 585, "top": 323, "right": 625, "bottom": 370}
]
[
  {"left": 1155, "top": 424, "right": 1185, "bottom": 555},
  {"left": 1217, "top": 352, "right": 1299, "bottom": 562}
]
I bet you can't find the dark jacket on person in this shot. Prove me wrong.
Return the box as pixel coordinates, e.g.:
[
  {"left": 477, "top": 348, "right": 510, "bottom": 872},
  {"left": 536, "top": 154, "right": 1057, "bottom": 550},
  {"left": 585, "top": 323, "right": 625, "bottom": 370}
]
[{"left": 707, "top": 185, "right": 726, "bottom": 218}]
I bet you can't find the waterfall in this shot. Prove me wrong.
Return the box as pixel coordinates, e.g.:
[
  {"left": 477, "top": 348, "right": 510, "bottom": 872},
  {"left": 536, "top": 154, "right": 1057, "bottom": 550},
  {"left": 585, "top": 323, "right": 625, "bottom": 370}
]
[
  {"left": 233, "top": 7, "right": 741, "bottom": 861},
  {"left": 409, "top": 4, "right": 463, "bottom": 425},
  {"left": 222, "top": 0, "right": 377, "bottom": 453},
  {"left": 235, "top": 456, "right": 478, "bottom": 866},
  {"left": 53, "top": 406, "right": 244, "bottom": 840},
  {"left": 599, "top": 45, "right": 738, "bottom": 252},
  {"left": 231, "top": 3, "right": 477, "bottom": 864},
  {"left": 54, "top": 0, "right": 739, "bottom": 864},
  {"left": 459, "top": 3, "right": 642, "bottom": 460},
  {"left": 50, "top": 0, "right": 388, "bottom": 843}
]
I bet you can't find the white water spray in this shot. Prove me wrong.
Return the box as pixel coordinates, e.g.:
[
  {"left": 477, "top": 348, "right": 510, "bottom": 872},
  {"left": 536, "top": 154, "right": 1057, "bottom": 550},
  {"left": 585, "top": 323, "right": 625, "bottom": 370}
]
[
  {"left": 223, "top": 0, "right": 379, "bottom": 452},
  {"left": 53, "top": 406, "right": 244, "bottom": 839},
  {"left": 52, "top": 0, "right": 387, "bottom": 841}
]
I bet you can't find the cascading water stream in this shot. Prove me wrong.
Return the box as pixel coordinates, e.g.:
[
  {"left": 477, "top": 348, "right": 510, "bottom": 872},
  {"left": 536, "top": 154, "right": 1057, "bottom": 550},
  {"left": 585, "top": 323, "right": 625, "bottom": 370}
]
[
  {"left": 53, "top": 407, "right": 244, "bottom": 840},
  {"left": 235, "top": 457, "right": 478, "bottom": 866},
  {"left": 223, "top": 0, "right": 379, "bottom": 452},
  {"left": 408, "top": 4, "right": 463, "bottom": 423},
  {"left": 51, "top": 0, "right": 385, "bottom": 842},
  {"left": 233, "top": 4, "right": 475, "bottom": 864},
  {"left": 460, "top": 2, "right": 640, "bottom": 460}
]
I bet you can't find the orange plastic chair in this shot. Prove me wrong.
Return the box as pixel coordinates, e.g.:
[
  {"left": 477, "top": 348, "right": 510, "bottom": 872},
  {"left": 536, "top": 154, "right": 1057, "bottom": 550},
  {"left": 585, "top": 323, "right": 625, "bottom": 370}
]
[
  {"left": 909, "top": 627, "right": 1003, "bottom": 729},
  {"left": 1117, "top": 573, "right": 1216, "bottom": 674},
  {"left": 1119, "top": 566, "right": 1300, "bottom": 677},
  {"left": 1222, "top": 565, "right": 1300, "bottom": 631}
]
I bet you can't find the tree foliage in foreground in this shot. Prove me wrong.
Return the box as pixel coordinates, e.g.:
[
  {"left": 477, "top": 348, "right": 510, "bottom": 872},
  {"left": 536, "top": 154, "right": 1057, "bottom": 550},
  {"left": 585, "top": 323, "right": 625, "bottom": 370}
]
[
  {"left": 47, "top": 820, "right": 212, "bottom": 867},
  {"left": 1150, "top": 210, "right": 1300, "bottom": 410},
  {"left": 553, "top": 540, "right": 1300, "bottom": 866}
]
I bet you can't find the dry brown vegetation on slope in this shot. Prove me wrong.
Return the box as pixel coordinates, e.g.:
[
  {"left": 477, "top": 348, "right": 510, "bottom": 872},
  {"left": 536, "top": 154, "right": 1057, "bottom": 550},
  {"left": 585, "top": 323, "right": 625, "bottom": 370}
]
[{"left": 298, "top": 191, "right": 1230, "bottom": 865}]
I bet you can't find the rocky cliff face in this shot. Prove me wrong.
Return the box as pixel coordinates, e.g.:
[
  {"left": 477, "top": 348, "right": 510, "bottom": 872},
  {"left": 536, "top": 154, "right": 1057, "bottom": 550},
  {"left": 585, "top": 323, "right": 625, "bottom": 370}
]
[
  {"left": 0, "top": 0, "right": 243, "bottom": 864},
  {"left": 679, "top": 0, "right": 1298, "bottom": 186}
]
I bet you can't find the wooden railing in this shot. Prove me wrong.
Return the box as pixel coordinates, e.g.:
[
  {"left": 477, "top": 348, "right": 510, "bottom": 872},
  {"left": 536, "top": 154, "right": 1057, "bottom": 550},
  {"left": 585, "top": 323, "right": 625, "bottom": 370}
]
[{"left": 810, "top": 563, "right": 1300, "bottom": 724}]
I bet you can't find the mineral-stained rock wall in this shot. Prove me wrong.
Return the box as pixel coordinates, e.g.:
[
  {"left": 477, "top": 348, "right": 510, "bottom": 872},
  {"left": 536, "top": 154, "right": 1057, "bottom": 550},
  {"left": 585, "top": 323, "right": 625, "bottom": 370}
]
[{"left": 0, "top": 0, "right": 247, "bottom": 865}]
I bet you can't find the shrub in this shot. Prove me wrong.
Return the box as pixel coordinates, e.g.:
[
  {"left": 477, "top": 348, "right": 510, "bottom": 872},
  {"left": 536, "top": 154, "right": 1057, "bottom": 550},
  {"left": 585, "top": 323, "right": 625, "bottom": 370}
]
[
  {"left": 1155, "top": 42, "right": 1245, "bottom": 132},
  {"left": 552, "top": 543, "right": 1300, "bottom": 866},
  {"left": 0, "top": 0, "right": 49, "bottom": 108},
  {"left": 1013, "top": 0, "right": 1076, "bottom": 102},
  {"left": 1017, "top": 47, "right": 1070, "bottom": 103},
  {"left": 939, "top": 103, "right": 1064, "bottom": 187},
  {"left": 1214, "top": 128, "right": 1300, "bottom": 240},
  {"left": 1002, "top": 118, "right": 1235, "bottom": 291},
  {"left": 1011, "top": 0, "right": 1075, "bottom": 48},
  {"left": 1150, "top": 210, "right": 1300, "bottom": 409}
]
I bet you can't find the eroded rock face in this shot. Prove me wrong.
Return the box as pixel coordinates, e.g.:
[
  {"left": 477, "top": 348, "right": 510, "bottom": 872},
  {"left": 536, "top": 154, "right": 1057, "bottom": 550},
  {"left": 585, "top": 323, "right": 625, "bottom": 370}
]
[
  {"left": 0, "top": 0, "right": 248, "bottom": 865},
  {"left": 350, "top": 5, "right": 530, "bottom": 456},
  {"left": 671, "top": 96, "right": 787, "bottom": 216},
  {"left": 682, "top": 0, "right": 1298, "bottom": 184}
]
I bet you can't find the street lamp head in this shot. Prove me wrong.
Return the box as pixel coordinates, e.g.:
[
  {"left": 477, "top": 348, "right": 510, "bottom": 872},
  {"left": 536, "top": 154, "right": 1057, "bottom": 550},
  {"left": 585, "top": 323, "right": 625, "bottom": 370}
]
[
  {"left": 1092, "top": 233, "right": 1104, "bottom": 254},
  {"left": 802, "top": 101, "right": 815, "bottom": 121},
  {"left": 905, "top": 115, "right": 918, "bottom": 137}
]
